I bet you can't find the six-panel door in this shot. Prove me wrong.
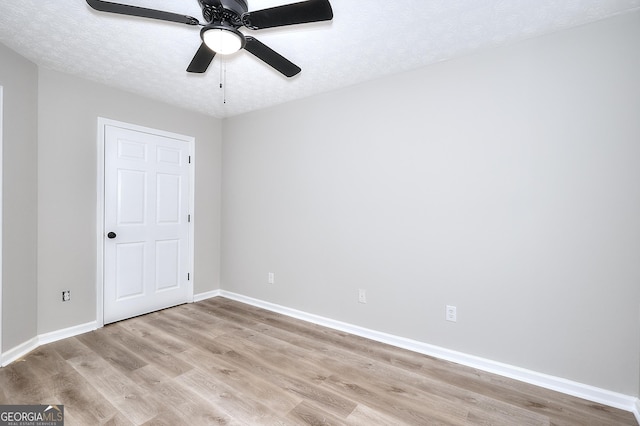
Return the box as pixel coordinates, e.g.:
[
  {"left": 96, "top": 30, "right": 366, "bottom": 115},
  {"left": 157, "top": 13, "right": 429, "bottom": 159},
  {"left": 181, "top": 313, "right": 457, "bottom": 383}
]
[{"left": 104, "top": 125, "right": 190, "bottom": 324}]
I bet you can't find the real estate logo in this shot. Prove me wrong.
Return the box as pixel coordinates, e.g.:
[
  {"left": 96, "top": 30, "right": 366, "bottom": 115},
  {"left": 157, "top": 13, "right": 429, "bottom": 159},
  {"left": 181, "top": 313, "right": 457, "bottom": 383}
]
[{"left": 0, "top": 405, "right": 64, "bottom": 426}]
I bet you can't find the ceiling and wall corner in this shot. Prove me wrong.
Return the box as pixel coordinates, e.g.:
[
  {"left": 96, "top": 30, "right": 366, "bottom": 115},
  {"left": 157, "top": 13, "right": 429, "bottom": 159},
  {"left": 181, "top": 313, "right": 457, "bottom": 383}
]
[
  {"left": 0, "top": 1, "right": 639, "bottom": 118},
  {"left": 0, "top": 0, "right": 639, "bottom": 411},
  {"left": 0, "top": 40, "right": 223, "bottom": 362},
  {"left": 221, "top": 9, "right": 640, "bottom": 397}
]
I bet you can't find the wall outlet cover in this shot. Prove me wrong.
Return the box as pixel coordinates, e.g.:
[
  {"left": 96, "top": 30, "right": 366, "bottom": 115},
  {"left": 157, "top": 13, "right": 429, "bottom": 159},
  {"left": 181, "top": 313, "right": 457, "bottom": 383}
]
[{"left": 446, "top": 305, "right": 457, "bottom": 322}]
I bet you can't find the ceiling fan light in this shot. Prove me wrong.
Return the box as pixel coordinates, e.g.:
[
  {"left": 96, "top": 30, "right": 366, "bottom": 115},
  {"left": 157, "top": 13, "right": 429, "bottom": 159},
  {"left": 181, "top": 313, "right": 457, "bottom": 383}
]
[{"left": 202, "top": 26, "right": 244, "bottom": 55}]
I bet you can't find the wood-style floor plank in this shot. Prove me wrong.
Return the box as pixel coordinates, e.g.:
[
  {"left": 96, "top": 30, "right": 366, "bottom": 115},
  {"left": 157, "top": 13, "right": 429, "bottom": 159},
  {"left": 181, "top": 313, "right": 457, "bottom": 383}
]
[{"left": 0, "top": 297, "right": 637, "bottom": 425}]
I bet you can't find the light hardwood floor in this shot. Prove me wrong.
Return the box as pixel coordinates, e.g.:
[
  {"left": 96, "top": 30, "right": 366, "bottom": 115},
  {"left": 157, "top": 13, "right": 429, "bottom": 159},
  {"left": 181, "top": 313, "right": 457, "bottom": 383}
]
[{"left": 0, "top": 297, "right": 637, "bottom": 425}]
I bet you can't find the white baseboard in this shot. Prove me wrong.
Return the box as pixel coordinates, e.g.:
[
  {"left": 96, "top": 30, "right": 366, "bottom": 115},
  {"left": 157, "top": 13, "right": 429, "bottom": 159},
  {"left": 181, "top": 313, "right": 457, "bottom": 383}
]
[
  {"left": 2, "top": 291, "right": 636, "bottom": 419},
  {"left": 0, "top": 289, "right": 220, "bottom": 367},
  {"left": 1, "top": 337, "right": 39, "bottom": 367},
  {"left": 193, "top": 289, "right": 221, "bottom": 302},
  {"left": 219, "top": 290, "right": 639, "bottom": 415},
  {"left": 38, "top": 321, "right": 97, "bottom": 346},
  {"left": 1, "top": 321, "right": 97, "bottom": 367}
]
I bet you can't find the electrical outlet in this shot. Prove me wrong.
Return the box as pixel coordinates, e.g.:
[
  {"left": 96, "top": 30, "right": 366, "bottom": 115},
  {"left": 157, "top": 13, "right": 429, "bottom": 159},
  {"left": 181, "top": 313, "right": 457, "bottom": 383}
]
[
  {"left": 446, "top": 305, "right": 457, "bottom": 322},
  {"left": 268, "top": 272, "right": 275, "bottom": 284},
  {"left": 358, "top": 289, "right": 367, "bottom": 304},
  {"left": 62, "top": 290, "right": 71, "bottom": 302}
]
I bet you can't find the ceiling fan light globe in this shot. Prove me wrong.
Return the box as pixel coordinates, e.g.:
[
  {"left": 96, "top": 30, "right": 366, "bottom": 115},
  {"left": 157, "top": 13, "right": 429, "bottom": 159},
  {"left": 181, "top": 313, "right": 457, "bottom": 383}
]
[{"left": 202, "top": 27, "right": 244, "bottom": 55}]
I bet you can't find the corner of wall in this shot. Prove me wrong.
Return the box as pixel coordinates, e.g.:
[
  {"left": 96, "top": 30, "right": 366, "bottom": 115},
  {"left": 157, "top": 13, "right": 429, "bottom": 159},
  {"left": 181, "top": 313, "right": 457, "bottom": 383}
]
[
  {"left": 0, "top": 41, "right": 39, "bottom": 354},
  {"left": 1, "top": 321, "right": 96, "bottom": 367}
]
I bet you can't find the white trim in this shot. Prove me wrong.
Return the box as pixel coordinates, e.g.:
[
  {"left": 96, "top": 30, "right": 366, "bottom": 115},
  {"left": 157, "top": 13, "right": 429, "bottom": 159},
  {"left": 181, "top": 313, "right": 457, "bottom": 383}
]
[
  {"left": 1, "top": 337, "right": 38, "bottom": 367},
  {"left": 188, "top": 137, "right": 195, "bottom": 302},
  {"left": 193, "top": 289, "right": 221, "bottom": 303},
  {"left": 38, "top": 321, "right": 97, "bottom": 346},
  {"left": 0, "top": 85, "right": 3, "bottom": 356},
  {"left": 96, "top": 118, "right": 195, "bottom": 327},
  {"left": 2, "top": 289, "right": 637, "bottom": 419},
  {"left": 219, "top": 290, "right": 639, "bottom": 415},
  {"left": 96, "top": 119, "right": 105, "bottom": 328},
  {"left": 1, "top": 322, "right": 97, "bottom": 367}
]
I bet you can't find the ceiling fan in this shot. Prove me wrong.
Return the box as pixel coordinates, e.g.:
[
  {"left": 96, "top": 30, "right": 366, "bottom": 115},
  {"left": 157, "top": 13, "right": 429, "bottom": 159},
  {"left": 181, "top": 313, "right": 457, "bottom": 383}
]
[{"left": 86, "top": 0, "right": 333, "bottom": 77}]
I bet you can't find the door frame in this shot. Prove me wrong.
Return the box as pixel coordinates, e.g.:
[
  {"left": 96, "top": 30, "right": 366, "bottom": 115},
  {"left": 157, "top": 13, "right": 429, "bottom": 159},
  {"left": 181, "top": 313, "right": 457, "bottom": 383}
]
[
  {"left": 95, "top": 117, "right": 195, "bottom": 328},
  {"left": 0, "top": 86, "right": 4, "bottom": 354}
]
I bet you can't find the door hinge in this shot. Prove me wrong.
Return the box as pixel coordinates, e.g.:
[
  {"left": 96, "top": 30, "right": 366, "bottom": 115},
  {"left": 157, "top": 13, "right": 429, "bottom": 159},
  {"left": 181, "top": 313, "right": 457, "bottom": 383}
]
[
  {"left": 188, "top": 214, "right": 191, "bottom": 223},
  {"left": 188, "top": 273, "right": 190, "bottom": 281},
  {"left": 188, "top": 155, "right": 191, "bottom": 164}
]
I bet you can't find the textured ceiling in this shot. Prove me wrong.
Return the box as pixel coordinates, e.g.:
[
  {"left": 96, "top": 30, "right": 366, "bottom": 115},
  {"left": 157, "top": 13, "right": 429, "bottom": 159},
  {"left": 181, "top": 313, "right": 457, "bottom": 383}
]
[{"left": 1, "top": 0, "right": 639, "bottom": 118}]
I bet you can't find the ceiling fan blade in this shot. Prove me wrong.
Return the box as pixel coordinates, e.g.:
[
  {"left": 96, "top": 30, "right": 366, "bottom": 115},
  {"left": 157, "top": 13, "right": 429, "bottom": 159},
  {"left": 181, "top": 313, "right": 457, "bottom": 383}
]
[
  {"left": 243, "top": 0, "right": 333, "bottom": 30},
  {"left": 86, "top": 0, "right": 200, "bottom": 25},
  {"left": 244, "top": 37, "right": 301, "bottom": 77},
  {"left": 187, "top": 43, "right": 216, "bottom": 73}
]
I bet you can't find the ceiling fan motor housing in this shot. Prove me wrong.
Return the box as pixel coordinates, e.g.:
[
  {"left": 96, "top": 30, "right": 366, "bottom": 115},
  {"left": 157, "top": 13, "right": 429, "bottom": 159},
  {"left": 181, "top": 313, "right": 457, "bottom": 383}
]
[
  {"left": 86, "top": 0, "right": 333, "bottom": 77},
  {"left": 199, "top": 0, "right": 248, "bottom": 24}
]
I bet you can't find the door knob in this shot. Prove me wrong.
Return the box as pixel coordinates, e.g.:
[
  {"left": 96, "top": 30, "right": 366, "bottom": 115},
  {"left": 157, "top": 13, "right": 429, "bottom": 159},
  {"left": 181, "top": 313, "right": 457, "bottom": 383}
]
[{"left": 107, "top": 232, "right": 117, "bottom": 239}]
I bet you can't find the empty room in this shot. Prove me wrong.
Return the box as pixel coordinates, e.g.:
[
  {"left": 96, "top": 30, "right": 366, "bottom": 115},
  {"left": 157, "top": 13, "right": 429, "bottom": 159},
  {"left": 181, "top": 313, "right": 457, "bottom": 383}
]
[{"left": 0, "top": 0, "right": 639, "bottom": 424}]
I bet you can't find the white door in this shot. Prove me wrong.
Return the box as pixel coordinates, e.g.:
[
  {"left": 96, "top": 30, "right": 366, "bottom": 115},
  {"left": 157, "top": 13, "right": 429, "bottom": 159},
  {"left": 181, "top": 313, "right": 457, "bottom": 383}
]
[{"left": 104, "top": 124, "right": 191, "bottom": 324}]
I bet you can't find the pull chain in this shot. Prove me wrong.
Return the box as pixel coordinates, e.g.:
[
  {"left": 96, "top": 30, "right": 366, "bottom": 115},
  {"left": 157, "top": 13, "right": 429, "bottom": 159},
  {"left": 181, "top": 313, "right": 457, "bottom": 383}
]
[{"left": 219, "top": 57, "right": 227, "bottom": 104}]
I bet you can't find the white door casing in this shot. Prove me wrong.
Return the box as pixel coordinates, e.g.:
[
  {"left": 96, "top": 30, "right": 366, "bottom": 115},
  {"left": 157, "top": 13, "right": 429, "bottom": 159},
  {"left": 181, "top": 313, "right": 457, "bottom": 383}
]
[
  {"left": 97, "top": 119, "right": 194, "bottom": 325},
  {"left": 0, "top": 86, "right": 4, "bottom": 355}
]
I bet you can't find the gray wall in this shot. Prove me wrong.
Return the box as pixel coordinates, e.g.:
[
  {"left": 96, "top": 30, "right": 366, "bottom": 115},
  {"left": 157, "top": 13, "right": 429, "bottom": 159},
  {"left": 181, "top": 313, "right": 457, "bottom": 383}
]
[
  {"left": 0, "top": 42, "right": 223, "bottom": 351},
  {"left": 222, "top": 11, "right": 640, "bottom": 396},
  {"left": 37, "top": 68, "right": 222, "bottom": 334},
  {"left": 0, "top": 44, "right": 38, "bottom": 352}
]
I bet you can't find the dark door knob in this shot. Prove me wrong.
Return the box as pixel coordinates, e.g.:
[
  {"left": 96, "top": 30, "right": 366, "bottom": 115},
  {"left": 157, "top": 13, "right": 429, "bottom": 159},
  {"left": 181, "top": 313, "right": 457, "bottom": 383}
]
[{"left": 107, "top": 232, "right": 117, "bottom": 239}]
